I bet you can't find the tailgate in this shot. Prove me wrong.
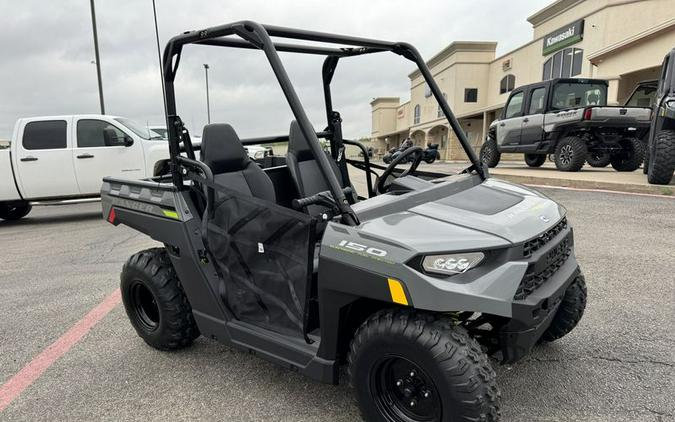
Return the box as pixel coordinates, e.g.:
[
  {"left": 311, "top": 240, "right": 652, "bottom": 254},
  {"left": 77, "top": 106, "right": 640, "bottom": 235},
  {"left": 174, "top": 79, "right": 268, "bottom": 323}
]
[
  {"left": 0, "top": 148, "right": 21, "bottom": 201},
  {"left": 588, "top": 106, "right": 652, "bottom": 125}
]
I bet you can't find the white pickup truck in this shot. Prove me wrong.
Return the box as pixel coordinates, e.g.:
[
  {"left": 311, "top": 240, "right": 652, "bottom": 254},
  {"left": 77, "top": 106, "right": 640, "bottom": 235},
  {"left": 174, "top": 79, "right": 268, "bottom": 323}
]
[{"left": 0, "top": 115, "right": 174, "bottom": 220}]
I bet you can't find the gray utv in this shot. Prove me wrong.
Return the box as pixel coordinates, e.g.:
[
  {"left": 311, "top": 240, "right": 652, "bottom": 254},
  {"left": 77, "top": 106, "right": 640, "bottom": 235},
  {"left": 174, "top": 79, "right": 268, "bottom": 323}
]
[{"left": 102, "top": 21, "right": 587, "bottom": 422}]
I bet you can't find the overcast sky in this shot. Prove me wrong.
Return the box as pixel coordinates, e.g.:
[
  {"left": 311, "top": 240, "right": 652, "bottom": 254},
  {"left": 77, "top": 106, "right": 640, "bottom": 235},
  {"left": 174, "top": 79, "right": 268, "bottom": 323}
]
[{"left": 0, "top": 0, "right": 554, "bottom": 140}]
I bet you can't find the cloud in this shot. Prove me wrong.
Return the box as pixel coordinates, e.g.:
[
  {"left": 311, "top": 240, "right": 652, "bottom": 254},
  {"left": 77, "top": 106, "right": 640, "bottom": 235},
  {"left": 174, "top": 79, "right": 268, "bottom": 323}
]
[{"left": 0, "top": 0, "right": 553, "bottom": 139}]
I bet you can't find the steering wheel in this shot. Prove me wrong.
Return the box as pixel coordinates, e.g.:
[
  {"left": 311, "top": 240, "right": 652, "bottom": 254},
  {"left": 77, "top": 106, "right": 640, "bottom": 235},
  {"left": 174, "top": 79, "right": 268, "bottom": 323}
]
[{"left": 377, "top": 146, "right": 423, "bottom": 194}]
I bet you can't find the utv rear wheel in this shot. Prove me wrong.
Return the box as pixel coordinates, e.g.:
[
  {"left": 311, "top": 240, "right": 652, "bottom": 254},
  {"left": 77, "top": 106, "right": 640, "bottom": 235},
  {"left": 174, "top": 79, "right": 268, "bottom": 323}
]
[
  {"left": 0, "top": 202, "right": 32, "bottom": 221},
  {"left": 349, "top": 309, "right": 501, "bottom": 422},
  {"left": 610, "top": 138, "right": 644, "bottom": 172},
  {"left": 586, "top": 151, "right": 611, "bottom": 168},
  {"left": 541, "top": 274, "right": 587, "bottom": 342},
  {"left": 480, "top": 137, "right": 501, "bottom": 168},
  {"left": 647, "top": 130, "right": 675, "bottom": 184},
  {"left": 121, "top": 247, "right": 199, "bottom": 350},
  {"left": 554, "top": 136, "right": 587, "bottom": 172},
  {"left": 524, "top": 154, "right": 546, "bottom": 168}
]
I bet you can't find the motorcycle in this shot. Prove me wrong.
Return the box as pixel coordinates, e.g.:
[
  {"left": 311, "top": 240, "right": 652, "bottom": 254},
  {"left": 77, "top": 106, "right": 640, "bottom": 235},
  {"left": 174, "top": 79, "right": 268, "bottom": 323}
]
[{"left": 383, "top": 143, "right": 440, "bottom": 164}]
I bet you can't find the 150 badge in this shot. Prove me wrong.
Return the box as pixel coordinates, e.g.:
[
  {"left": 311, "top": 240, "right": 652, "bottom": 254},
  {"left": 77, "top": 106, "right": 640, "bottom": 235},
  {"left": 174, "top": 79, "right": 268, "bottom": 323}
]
[{"left": 337, "top": 240, "right": 387, "bottom": 257}]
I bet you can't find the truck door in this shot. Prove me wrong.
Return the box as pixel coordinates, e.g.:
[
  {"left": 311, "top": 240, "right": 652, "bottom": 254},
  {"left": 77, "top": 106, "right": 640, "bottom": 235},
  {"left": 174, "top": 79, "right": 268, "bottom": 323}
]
[
  {"left": 520, "top": 87, "right": 547, "bottom": 148},
  {"left": 14, "top": 118, "right": 80, "bottom": 199},
  {"left": 72, "top": 118, "right": 145, "bottom": 195},
  {"left": 496, "top": 90, "right": 525, "bottom": 147}
]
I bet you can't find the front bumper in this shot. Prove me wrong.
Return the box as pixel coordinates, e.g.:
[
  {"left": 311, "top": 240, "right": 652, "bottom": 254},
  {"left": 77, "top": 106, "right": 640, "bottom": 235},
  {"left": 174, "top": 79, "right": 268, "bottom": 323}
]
[{"left": 499, "top": 250, "right": 581, "bottom": 364}]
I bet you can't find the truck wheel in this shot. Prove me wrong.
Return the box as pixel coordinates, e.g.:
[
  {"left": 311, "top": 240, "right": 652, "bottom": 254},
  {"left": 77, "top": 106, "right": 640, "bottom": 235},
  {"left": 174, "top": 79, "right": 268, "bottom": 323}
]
[
  {"left": 480, "top": 137, "right": 501, "bottom": 168},
  {"left": 610, "top": 138, "right": 645, "bottom": 172},
  {"left": 0, "top": 202, "right": 32, "bottom": 221},
  {"left": 349, "top": 309, "right": 501, "bottom": 422},
  {"left": 121, "top": 247, "right": 199, "bottom": 350},
  {"left": 524, "top": 154, "right": 546, "bottom": 167},
  {"left": 554, "top": 136, "right": 587, "bottom": 172},
  {"left": 586, "top": 151, "right": 611, "bottom": 168},
  {"left": 541, "top": 274, "right": 587, "bottom": 342},
  {"left": 647, "top": 130, "right": 675, "bottom": 185}
]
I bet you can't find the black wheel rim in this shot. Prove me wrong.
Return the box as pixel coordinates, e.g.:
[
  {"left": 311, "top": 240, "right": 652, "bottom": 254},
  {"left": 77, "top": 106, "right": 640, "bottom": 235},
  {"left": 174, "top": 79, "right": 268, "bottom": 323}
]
[
  {"left": 371, "top": 355, "right": 442, "bottom": 422},
  {"left": 130, "top": 281, "right": 160, "bottom": 332},
  {"left": 481, "top": 147, "right": 492, "bottom": 163},
  {"left": 560, "top": 144, "right": 573, "bottom": 166}
]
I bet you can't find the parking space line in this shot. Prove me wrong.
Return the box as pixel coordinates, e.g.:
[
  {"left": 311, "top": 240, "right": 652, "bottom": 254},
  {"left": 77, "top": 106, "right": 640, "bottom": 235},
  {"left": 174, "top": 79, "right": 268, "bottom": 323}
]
[{"left": 0, "top": 289, "right": 121, "bottom": 412}]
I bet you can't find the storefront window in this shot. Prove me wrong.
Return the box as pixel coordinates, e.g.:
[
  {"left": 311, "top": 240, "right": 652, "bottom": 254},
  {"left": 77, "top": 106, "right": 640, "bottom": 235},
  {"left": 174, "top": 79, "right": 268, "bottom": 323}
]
[
  {"left": 437, "top": 93, "right": 447, "bottom": 118},
  {"left": 543, "top": 48, "right": 584, "bottom": 80},
  {"left": 500, "top": 75, "right": 516, "bottom": 94},
  {"left": 464, "top": 88, "right": 478, "bottom": 103},
  {"left": 414, "top": 104, "right": 421, "bottom": 124}
]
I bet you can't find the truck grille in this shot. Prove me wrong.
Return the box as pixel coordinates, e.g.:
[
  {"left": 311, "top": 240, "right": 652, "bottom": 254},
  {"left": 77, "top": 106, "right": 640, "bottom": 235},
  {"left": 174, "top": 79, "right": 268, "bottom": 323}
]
[
  {"left": 514, "top": 235, "right": 571, "bottom": 301},
  {"left": 522, "top": 217, "right": 567, "bottom": 258}
]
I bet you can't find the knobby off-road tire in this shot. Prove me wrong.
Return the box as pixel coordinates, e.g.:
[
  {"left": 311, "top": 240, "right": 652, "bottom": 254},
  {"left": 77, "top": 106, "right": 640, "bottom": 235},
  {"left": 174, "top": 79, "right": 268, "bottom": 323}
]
[
  {"left": 554, "top": 136, "right": 587, "bottom": 172},
  {"left": 524, "top": 154, "right": 546, "bottom": 168},
  {"left": 0, "top": 202, "right": 32, "bottom": 221},
  {"left": 586, "top": 151, "right": 611, "bottom": 168},
  {"left": 348, "top": 309, "right": 501, "bottom": 422},
  {"left": 121, "top": 247, "right": 199, "bottom": 350},
  {"left": 541, "top": 274, "right": 587, "bottom": 342},
  {"left": 480, "top": 137, "right": 501, "bottom": 168},
  {"left": 647, "top": 130, "right": 675, "bottom": 185},
  {"left": 610, "top": 138, "right": 645, "bottom": 172}
]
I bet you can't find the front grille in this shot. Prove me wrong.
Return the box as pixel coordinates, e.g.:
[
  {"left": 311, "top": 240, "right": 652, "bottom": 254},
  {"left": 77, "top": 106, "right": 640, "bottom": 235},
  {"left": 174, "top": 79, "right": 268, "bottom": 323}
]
[
  {"left": 514, "top": 235, "right": 571, "bottom": 300},
  {"left": 523, "top": 217, "right": 567, "bottom": 258}
]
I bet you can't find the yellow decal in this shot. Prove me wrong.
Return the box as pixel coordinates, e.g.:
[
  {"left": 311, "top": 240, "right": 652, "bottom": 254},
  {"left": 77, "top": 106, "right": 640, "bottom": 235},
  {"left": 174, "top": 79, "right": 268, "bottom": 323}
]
[
  {"left": 387, "top": 278, "right": 409, "bottom": 306},
  {"left": 162, "top": 209, "right": 180, "bottom": 220}
]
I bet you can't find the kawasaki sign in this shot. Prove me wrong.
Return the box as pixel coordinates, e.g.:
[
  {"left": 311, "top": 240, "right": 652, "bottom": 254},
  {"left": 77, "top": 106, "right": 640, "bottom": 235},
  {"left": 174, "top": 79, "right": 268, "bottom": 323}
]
[{"left": 543, "top": 20, "right": 584, "bottom": 55}]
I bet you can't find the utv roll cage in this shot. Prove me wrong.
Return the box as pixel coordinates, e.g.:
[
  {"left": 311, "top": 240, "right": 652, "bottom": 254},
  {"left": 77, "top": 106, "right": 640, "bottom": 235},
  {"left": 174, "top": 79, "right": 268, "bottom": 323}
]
[{"left": 161, "top": 21, "right": 487, "bottom": 224}]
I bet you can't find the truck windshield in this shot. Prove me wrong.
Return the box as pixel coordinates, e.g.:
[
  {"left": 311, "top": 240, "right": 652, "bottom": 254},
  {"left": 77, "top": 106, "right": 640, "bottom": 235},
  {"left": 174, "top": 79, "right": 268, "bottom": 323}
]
[
  {"left": 550, "top": 82, "right": 607, "bottom": 110},
  {"left": 115, "top": 118, "right": 160, "bottom": 139}
]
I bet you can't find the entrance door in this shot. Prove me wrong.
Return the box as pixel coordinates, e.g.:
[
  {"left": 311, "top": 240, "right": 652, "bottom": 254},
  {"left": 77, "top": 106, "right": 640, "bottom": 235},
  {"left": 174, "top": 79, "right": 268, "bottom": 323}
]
[
  {"left": 496, "top": 91, "right": 525, "bottom": 146},
  {"left": 14, "top": 118, "right": 80, "bottom": 199},
  {"left": 72, "top": 118, "right": 145, "bottom": 195}
]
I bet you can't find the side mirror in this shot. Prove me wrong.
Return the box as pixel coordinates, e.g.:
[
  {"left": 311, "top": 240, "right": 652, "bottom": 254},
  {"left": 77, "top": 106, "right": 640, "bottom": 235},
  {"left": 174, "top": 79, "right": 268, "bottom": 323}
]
[
  {"left": 123, "top": 136, "right": 134, "bottom": 147},
  {"left": 103, "top": 127, "right": 133, "bottom": 147}
]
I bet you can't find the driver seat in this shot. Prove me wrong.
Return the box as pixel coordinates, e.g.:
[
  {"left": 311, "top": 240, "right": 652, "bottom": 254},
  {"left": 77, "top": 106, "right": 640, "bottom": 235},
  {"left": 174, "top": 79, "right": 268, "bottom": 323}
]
[
  {"left": 200, "top": 124, "right": 276, "bottom": 202},
  {"left": 286, "top": 121, "right": 346, "bottom": 212}
]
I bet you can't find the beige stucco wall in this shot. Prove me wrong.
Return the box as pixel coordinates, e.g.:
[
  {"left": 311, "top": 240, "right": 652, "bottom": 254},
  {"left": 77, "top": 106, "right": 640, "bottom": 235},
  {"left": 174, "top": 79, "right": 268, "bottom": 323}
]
[{"left": 370, "top": 0, "right": 675, "bottom": 160}]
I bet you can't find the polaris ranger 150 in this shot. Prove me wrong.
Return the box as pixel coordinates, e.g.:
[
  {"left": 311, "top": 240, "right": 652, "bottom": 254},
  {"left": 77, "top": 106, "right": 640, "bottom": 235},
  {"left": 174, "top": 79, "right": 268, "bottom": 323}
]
[
  {"left": 647, "top": 47, "right": 675, "bottom": 185},
  {"left": 102, "top": 22, "right": 587, "bottom": 422},
  {"left": 480, "top": 78, "right": 651, "bottom": 172}
]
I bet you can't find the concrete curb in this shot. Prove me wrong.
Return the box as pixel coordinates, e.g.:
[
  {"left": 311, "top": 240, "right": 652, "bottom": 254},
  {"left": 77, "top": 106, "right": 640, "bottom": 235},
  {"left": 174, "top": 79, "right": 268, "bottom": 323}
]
[{"left": 491, "top": 172, "right": 675, "bottom": 196}]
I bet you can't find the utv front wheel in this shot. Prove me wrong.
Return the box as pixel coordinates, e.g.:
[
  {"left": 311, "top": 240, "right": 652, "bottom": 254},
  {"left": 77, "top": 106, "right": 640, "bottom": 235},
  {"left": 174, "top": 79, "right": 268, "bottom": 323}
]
[
  {"left": 349, "top": 310, "right": 500, "bottom": 422},
  {"left": 480, "top": 137, "right": 501, "bottom": 168},
  {"left": 586, "top": 151, "right": 611, "bottom": 168},
  {"left": 554, "top": 136, "right": 587, "bottom": 172},
  {"left": 647, "top": 130, "right": 675, "bottom": 184},
  {"left": 610, "top": 138, "right": 645, "bottom": 172},
  {"left": 524, "top": 154, "right": 546, "bottom": 167},
  {"left": 541, "top": 274, "right": 587, "bottom": 342},
  {"left": 121, "top": 248, "right": 199, "bottom": 350}
]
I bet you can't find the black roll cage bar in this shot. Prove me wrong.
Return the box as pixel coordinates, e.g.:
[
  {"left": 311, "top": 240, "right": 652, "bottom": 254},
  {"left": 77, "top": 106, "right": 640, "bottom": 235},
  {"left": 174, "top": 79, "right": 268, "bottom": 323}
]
[{"left": 161, "top": 20, "right": 487, "bottom": 225}]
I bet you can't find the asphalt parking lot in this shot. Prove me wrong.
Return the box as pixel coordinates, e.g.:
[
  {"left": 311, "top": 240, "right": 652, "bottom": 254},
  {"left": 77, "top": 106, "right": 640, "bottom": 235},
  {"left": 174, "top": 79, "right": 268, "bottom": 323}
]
[{"left": 1, "top": 188, "right": 674, "bottom": 421}]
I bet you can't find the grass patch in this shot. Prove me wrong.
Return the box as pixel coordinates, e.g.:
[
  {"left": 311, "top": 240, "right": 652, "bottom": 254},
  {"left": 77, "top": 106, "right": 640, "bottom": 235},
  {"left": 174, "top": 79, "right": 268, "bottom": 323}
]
[{"left": 661, "top": 187, "right": 673, "bottom": 196}]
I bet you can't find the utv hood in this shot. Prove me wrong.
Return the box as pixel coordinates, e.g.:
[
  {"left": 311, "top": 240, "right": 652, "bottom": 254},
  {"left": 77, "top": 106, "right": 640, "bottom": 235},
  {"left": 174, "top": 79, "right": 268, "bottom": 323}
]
[{"left": 355, "top": 176, "right": 565, "bottom": 252}]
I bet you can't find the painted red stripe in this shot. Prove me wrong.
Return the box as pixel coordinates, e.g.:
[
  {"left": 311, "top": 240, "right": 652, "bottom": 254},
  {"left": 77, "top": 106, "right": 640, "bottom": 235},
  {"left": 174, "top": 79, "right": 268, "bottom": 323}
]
[{"left": 0, "top": 289, "right": 121, "bottom": 412}]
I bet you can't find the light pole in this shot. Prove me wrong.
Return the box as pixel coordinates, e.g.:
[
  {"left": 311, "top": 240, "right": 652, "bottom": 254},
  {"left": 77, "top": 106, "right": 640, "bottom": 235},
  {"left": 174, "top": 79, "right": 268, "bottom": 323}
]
[
  {"left": 89, "top": 0, "right": 105, "bottom": 114},
  {"left": 203, "top": 64, "right": 211, "bottom": 124}
]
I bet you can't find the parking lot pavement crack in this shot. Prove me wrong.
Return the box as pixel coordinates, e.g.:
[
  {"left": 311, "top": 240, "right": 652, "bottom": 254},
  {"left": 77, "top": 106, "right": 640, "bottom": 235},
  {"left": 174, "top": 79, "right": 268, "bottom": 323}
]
[
  {"left": 528, "top": 355, "right": 674, "bottom": 367},
  {"left": 641, "top": 406, "right": 674, "bottom": 419}
]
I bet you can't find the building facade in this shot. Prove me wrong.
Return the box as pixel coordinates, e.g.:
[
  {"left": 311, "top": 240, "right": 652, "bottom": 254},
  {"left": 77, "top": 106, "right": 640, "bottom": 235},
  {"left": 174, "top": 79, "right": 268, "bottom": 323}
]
[{"left": 370, "top": 0, "right": 675, "bottom": 160}]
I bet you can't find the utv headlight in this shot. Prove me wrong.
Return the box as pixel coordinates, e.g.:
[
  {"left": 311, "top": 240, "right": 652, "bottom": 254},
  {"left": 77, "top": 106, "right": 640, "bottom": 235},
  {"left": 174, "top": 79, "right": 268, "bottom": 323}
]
[{"left": 422, "top": 252, "right": 484, "bottom": 276}]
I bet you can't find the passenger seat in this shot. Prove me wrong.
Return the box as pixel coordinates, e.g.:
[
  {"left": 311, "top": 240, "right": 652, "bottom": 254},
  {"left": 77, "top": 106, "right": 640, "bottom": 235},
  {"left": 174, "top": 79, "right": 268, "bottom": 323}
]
[{"left": 200, "top": 124, "right": 276, "bottom": 202}]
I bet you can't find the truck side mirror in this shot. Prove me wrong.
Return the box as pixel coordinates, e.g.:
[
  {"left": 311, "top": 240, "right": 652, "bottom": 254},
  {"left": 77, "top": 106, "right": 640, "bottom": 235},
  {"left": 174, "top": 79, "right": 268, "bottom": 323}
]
[{"left": 123, "top": 136, "right": 134, "bottom": 147}]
